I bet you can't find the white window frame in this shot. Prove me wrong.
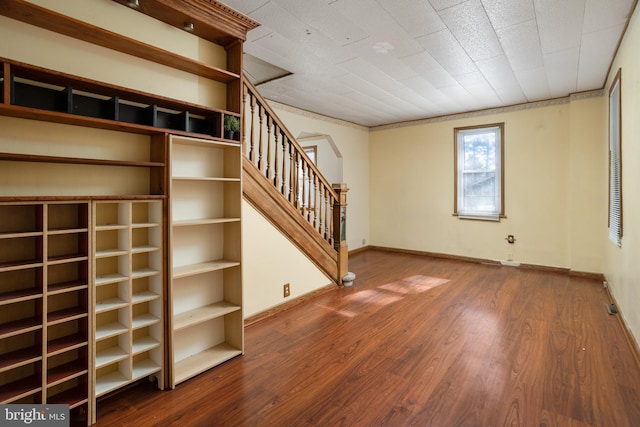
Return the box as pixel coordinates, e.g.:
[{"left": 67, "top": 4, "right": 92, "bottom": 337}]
[
  {"left": 454, "top": 123, "right": 504, "bottom": 221},
  {"left": 608, "top": 69, "right": 622, "bottom": 246}
]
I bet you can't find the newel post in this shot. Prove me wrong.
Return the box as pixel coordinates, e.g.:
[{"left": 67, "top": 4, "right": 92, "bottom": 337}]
[{"left": 332, "top": 184, "right": 349, "bottom": 285}]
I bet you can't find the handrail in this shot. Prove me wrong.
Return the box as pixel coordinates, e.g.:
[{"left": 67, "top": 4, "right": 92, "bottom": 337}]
[{"left": 242, "top": 77, "right": 339, "bottom": 248}]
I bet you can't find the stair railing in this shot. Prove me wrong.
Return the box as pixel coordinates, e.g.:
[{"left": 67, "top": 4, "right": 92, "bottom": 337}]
[{"left": 242, "top": 77, "right": 349, "bottom": 283}]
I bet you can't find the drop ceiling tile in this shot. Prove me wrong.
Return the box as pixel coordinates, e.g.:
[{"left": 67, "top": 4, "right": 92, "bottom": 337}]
[
  {"left": 455, "top": 71, "right": 502, "bottom": 106},
  {"left": 535, "top": 0, "right": 585, "bottom": 54},
  {"left": 272, "top": 0, "right": 369, "bottom": 47},
  {"left": 401, "top": 75, "right": 454, "bottom": 107},
  {"left": 402, "top": 51, "right": 459, "bottom": 88},
  {"left": 366, "top": 54, "right": 421, "bottom": 82},
  {"left": 481, "top": 0, "right": 535, "bottom": 29},
  {"left": 513, "top": 67, "right": 550, "bottom": 101},
  {"left": 475, "top": 57, "right": 527, "bottom": 105},
  {"left": 244, "top": 32, "right": 297, "bottom": 68},
  {"left": 577, "top": 25, "right": 625, "bottom": 90},
  {"left": 416, "top": 29, "right": 478, "bottom": 76},
  {"left": 544, "top": 47, "right": 579, "bottom": 97},
  {"left": 333, "top": 0, "right": 425, "bottom": 58},
  {"left": 378, "top": 0, "right": 446, "bottom": 38},
  {"left": 583, "top": 0, "right": 633, "bottom": 33},
  {"left": 438, "top": 0, "right": 504, "bottom": 61},
  {"left": 429, "top": 0, "right": 468, "bottom": 11},
  {"left": 495, "top": 19, "right": 543, "bottom": 70},
  {"left": 338, "top": 57, "right": 404, "bottom": 92}
]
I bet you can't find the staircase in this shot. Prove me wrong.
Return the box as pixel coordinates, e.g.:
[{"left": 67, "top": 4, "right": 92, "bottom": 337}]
[{"left": 241, "top": 77, "right": 348, "bottom": 285}]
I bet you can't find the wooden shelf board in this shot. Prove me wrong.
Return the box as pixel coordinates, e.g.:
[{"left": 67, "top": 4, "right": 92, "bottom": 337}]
[
  {"left": 173, "top": 301, "right": 240, "bottom": 331},
  {"left": 172, "top": 176, "right": 240, "bottom": 182},
  {"left": 0, "top": 288, "right": 42, "bottom": 305},
  {"left": 172, "top": 217, "right": 241, "bottom": 227},
  {"left": 95, "top": 297, "right": 129, "bottom": 314},
  {"left": 131, "top": 222, "right": 161, "bottom": 229},
  {"left": 131, "top": 291, "right": 160, "bottom": 304},
  {"left": 0, "top": 375, "right": 42, "bottom": 403},
  {"left": 131, "top": 245, "right": 160, "bottom": 254},
  {"left": 0, "top": 259, "right": 43, "bottom": 273},
  {"left": 171, "top": 136, "right": 239, "bottom": 148},
  {"left": 47, "top": 388, "right": 88, "bottom": 408},
  {"left": 131, "top": 314, "right": 160, "bottom": 330},
  {"left": 47, "top": 227, "right": 89, "bottom": 235},
  {"left": 131, "top": 337, "right": 160, "bottom": 355},
  {"left": 95, "top": 248, "right": 129, "bottom": 258},
  {"left": 47, "top": 307, "right": 88, "bottom": 325},
  {"left": 0, "top": 346, "right": 41, "bottom": 373},
  {"left": 173, "top": 260, "right": 240, "bottom": 279},
  {"left": 0, "top": 195, "right": 166, "bottom": 203},
  {"left": 95, "top": 346, "right": 129, "bottom": 369},
  {"left": 131, "top": 359, "right": 161, "bottom": 381},
  {"left": 0, "top": 317, "right": 41, "bottom": 340},
  {"left": 47, "top": 334, "right": 87, "bottom": 356},
  {"left": 95, "top": 322, "right": 128, "bottom": 341},
  {"left": 47, "top": 361, "right": 87, "bottom": 387},
  {"left": 0, "top": 103, "right": 228, "bottom": 142},
  {"left": 95, "top": 370, "right": 129, "bottom": 397},
  {"left": 0, "top": 151, "right": 164, "bottom": 168},
  {"left": 131, "top": 268, "right": 160, "bottom": 280},
  {"left": 174, "top": 343, "right": 241, "bottom": 385},
  {"left": 95, "top": 273, "right": 128, "bottom": 286},
  {"left": 48, "top": 280, "right": 87, "bottom": 295},
  {"left": 47, "top": 254, "right": 89, "bottom": 265},
  {"left": 0, "top": 3, "right": 241, "bottom": 81},
  {"left": 0, "top": 230, "right": 42, "bottom": 239},
  {"left": 96, "top": 224, "right": 129, "bottom": 231}
]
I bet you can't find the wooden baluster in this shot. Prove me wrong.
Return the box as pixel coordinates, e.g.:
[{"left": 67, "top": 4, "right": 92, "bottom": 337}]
[
  {"left": 258, "top": 104, "right": 264, "bottom": 173},
  {"left": 265, "top": 115, "right": 272, "bottom": 180},
  {"left": 249, "top": 93, "right": 256, "bottom": 163},
  {"left": 308, "top": 165, "right": 313, "bottom": 221},
  {"left": 326, "top": 191, "right": 333, "bottom": 243},
  {"left": 281, "top": 131, "right": 287, "bottom": 195},
  {"left": 301, "top": 159, "right": 307, "bottom": 216},
  {"left": 289, "top": 142, "right": 296, "bottom": 206},
  {"left": 242, "top": 84, "right": 249, "bottom": 157},
  {"left": 313, "top": 174, "right": 319, "bottom": 230},
  {"left": 273, "top": 122, "right": 279, "bottom": 188},
  {"left": 318, "top": 184, "right": 324, "bottom": 236}
]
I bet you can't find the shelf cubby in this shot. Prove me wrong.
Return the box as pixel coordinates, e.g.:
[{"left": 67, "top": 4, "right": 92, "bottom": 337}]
[
  {"left": 92, "top": 199, "right": 164, "bottom": 399},
  {"left": 3, "top": 58, "right": 238, "bottom": 142}
]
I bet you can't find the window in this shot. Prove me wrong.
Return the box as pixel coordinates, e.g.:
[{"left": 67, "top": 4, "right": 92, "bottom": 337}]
[
  {"left": 609, "top": 69, "right": 622, "bottom": 246},
  {"left": 454, "top": 123, "right": 504, "bottom": 220}
]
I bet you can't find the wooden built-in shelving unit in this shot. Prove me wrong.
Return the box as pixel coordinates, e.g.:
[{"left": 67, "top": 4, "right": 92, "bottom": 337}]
[
  {"left": 0, "top": 201, "right": 90, "bottom": 421},
  {"left": 0, "top": 0, "right": 258, "bottom": 424},
  {"left": 168, "top": 135, "right": 243, "bottom": 387}
]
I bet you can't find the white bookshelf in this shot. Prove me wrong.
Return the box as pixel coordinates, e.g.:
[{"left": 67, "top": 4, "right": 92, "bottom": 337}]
[
  {"left": 92, "top": 200, "right": 164, "bottom": 401},
  {"left": 168, "top": 135, "right": 243, "bottom": 387}
]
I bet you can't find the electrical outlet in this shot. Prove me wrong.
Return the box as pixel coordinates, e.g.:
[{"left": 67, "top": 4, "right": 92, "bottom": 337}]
[{"left": 283, "top": 283, "right": 290, "bottom": 298}]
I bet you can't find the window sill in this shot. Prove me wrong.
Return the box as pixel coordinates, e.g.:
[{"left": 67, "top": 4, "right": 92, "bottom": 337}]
[{"left": 453, "top": 213, "right": 506, "bottom": 222}]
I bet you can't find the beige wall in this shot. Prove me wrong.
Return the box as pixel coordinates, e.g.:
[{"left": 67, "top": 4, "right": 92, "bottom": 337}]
[
  {"left": 603, "top": 5, "right": 640, "bottom": 346},
  {"left": 242, "top": 200, "right": 330, "bottom": 316},
  {"left": 370, "top": 98, "right": 605, "bottom": 272}
]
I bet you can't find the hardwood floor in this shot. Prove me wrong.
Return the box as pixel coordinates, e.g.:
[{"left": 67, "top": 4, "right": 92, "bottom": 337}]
[{"left": 94, "top": 249, "right": 640, "bottom": 426}]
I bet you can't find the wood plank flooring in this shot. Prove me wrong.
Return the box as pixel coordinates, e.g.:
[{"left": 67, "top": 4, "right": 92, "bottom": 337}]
[{"left": 94, "top": 249, "right": 640, "bottom": 426}]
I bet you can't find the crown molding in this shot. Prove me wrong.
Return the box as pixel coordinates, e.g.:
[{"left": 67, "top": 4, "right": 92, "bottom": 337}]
[{"left": 266, "top": 89, "right": 603, "bottom": 132}]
